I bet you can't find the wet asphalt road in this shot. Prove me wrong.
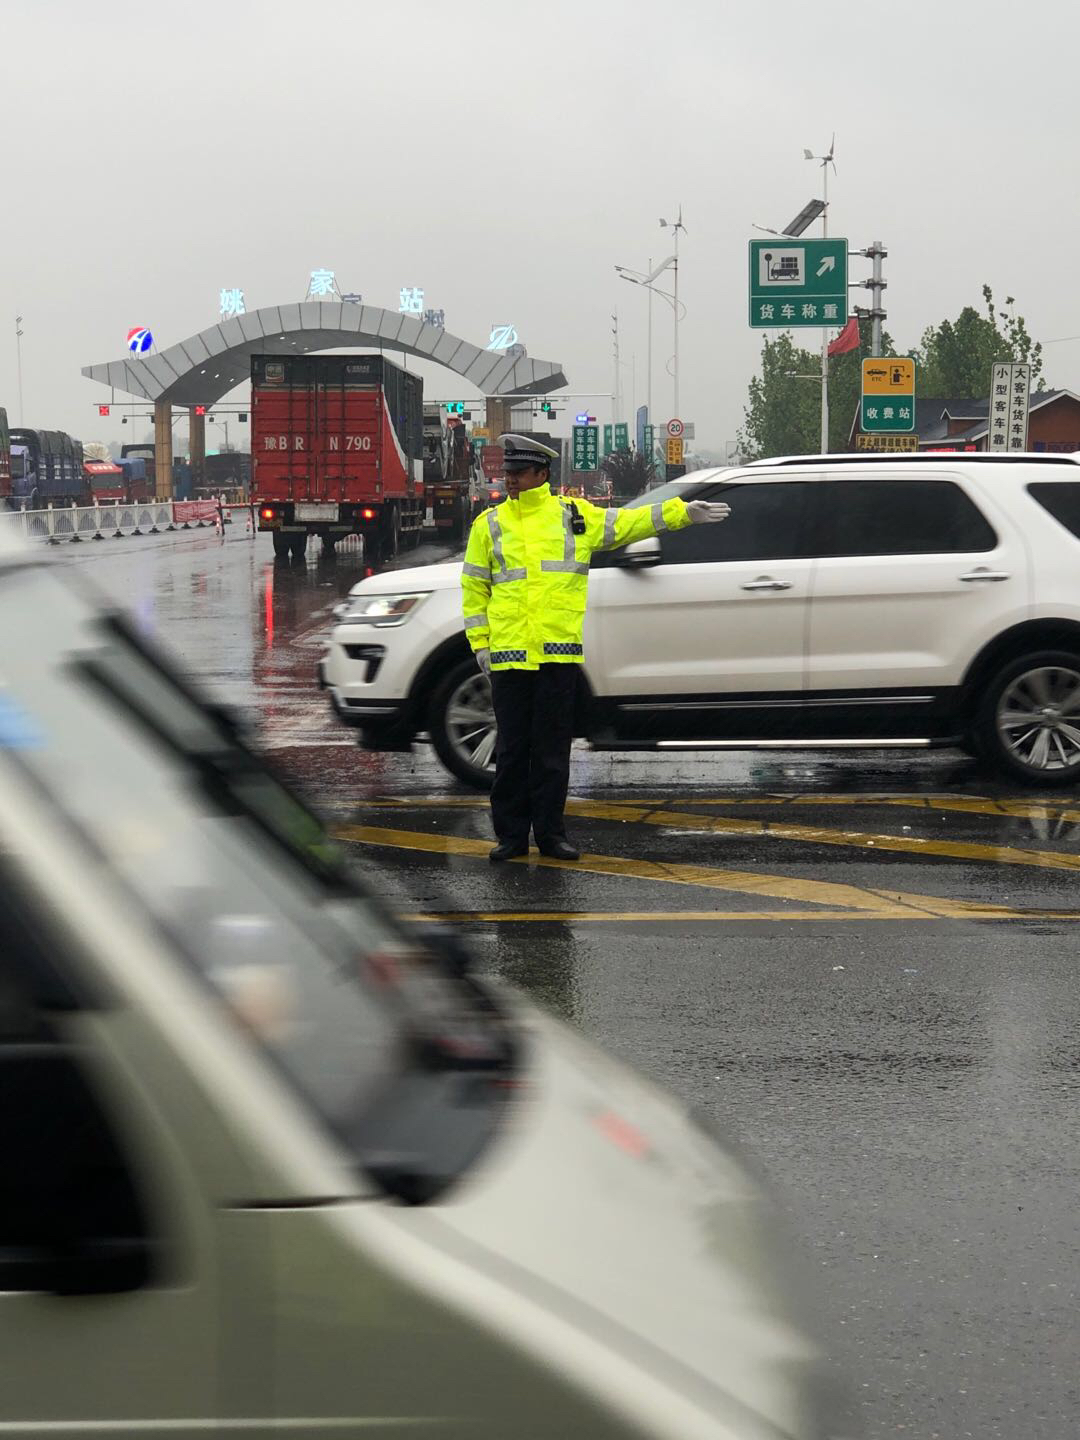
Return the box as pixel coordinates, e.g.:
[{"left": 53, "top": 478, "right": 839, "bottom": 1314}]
[{"left": 62, "top": 525, "right": 1080, "bottom": 1440}]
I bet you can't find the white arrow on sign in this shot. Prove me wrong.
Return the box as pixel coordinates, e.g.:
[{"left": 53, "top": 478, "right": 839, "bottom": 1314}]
[{"left": 816, "top": 255, "right": 836, "bottom": 277}]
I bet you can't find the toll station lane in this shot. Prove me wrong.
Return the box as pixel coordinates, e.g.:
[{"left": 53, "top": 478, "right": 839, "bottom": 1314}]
[{"left": 60, "top": 526, "right": 1080, "bottom": 1440}]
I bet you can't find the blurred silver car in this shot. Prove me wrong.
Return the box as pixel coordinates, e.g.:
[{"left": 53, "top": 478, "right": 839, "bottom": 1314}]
[{"left": 0, "top": 525, "right": 847, "bottom": 1439}]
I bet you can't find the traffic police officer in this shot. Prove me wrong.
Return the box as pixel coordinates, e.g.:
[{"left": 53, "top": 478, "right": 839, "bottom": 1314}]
[{"left": 462, "top": 434, "right": 729, "bottom": 862}]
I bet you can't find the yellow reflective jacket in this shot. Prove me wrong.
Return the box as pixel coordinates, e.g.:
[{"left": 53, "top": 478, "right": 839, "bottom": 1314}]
[{"left": 461, "top": 483, "right": 691, "bottom": 671}]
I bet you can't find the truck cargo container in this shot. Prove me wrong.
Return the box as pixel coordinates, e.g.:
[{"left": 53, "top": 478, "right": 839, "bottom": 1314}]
[
  {"left": 252, "top": 354, "right": 423, "bottom": 559},
  {"left": 9, "top": 428, "right": 86, "bottom": 508}
]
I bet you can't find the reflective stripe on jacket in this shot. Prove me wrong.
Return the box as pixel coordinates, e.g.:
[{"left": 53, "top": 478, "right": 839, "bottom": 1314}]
[{"left": 460, "top": 483, "right": 690, "bottom": 671}]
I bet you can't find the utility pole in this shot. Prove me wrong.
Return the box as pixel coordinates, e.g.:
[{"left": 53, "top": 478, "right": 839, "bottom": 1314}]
[
  {"left": 857, "top": 240, "right": 888, "bottom": 357},
  {"left": 14, "top": 315, "right": 24, "bottom": 424}
]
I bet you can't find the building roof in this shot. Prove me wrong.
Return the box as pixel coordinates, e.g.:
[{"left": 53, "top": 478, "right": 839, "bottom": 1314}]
[{"left": 918, "top": 389, "right": 1077, "bottom": 447}]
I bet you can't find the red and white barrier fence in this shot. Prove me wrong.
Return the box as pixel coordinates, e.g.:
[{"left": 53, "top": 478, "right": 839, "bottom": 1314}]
[{"left": 1, "top": 497, "right": 258, "bottom": 545}]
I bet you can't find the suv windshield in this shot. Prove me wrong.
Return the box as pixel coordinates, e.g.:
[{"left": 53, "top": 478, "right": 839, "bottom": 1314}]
[{"left": 0, "top": 561, "right": 515, "bottom": 1203}]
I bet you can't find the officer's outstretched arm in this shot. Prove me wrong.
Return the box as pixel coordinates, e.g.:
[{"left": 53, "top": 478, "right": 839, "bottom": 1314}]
[
  {"left": 586, "top": 494, "right": 691, "bottom": 552},
  {"left": 461, "top": 518, "right": 493, "bottom": 651}
]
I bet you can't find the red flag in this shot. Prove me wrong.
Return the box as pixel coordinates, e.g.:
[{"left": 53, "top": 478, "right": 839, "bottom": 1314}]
[{"left": 827, "top": 317, "right": 860, "bottom": 357}]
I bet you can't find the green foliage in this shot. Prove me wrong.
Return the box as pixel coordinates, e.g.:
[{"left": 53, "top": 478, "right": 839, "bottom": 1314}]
[
  {"left": 600, "top": 447, "right": 656, "bottom": 500},
  {"left": 741, "top": 284, "right": 1046, "bottom": 458},
  {"left": 739, "top": 317, "right": 892, "bottom": 458},
  {"left": 913, "top": 285, "right": 1043, "bottom": 397}
]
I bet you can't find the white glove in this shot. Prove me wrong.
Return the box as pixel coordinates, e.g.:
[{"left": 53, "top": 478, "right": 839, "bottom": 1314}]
[
  {"left": 475, "top": 648, "right": 492, "bottom": 676},
  {"left": 686, "top": 500, "right": 731, "bottom": 525}
]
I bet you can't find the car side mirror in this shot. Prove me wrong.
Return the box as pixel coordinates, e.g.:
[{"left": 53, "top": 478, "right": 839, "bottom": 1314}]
[{"left": 613, "top": 537, "right": 662, "bottom": 569}]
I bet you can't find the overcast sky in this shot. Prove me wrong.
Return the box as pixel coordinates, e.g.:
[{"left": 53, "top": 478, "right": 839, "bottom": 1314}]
[{"left": 4, "top": 0, "right": 1079, "bottom": 456}]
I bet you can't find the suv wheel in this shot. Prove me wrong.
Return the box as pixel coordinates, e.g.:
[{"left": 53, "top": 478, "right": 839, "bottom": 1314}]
[
  {"left": 976, "top": 650, "right": 1080, "bottom": 786},
  {"left": 429, "top": 658, "right": 496, "bottom": 789}
]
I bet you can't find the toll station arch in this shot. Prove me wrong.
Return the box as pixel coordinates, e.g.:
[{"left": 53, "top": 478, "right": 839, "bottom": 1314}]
[{"left": 81, "top": 302, "right": 567, "bottom": 408}]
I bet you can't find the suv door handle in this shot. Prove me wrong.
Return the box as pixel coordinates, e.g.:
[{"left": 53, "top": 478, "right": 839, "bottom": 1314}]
[
  {"left": 741, "top": 576, "right": 793, "bottom": 591},
  {"left": 959, "top": 568, "right": 1010, "bottom": 583}
]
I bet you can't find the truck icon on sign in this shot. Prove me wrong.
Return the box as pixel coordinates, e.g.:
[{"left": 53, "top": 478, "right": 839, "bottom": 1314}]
[{"left": 759, "top": 249, "right": 804, "bottom": 285}]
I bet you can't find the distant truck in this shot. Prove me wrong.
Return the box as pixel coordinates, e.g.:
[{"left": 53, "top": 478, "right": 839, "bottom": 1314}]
[
  {"left": 0, "top": 408, "right": 10, "bottom": 502},
  {"left": 9, "top": 429, "right": 86, "bottom": 508},
  {"left": 201, "top": 450, "right": 251, "bottom": 496},
  {"left": 251, "top": 354, "right": 424, "bottom": 559},
  {"left": 421, "top": 404, "right": 469, "bottom": 542},
  {"left": 83, "top": 457, "right": 153, "bottom": 503}
]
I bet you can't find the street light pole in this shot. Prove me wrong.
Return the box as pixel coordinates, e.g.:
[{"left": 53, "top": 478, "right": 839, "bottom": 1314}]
[
  {"left": 647, "top": 256, "right": 653, "bottom": 422},
  {"left": 14, "top": 315, "right": 24, "bottom": 425},
  {"left": 660, "top": 208, "right": 686, "bottom": 420},
  {"left": 612, "top": 310, "right": 621, "bottom": 424},
  {"left": 805, "top": 140, "right": 836, "bottom": 453},
  {"left": 820, "top": 168, "right": 829, "bottom": 453}
]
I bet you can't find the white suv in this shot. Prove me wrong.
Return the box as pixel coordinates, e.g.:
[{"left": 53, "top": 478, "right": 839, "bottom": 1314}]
[{"left": 320, "top": 454, "right": 1080, "bottom": 789}]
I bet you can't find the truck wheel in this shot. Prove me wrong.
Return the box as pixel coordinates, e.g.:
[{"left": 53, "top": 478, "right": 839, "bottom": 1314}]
[
  {"left": 429, "top": 658, "right": 497, "bottom": 790},
  {"left": 272, "top": 531, "right": 291, "bottom": 558},
  {"left": 380, "top": 506, "right": 400, "bottom": 562},
  {"left": 975, "top": 650, "right": 1080, "bottom": 786},
  {"left": 289, "top": 532, "right": 308, "bottom": 560},
  {"left": 450, "top": 500, "right": 465, "bottom": 545},
  {"left": 322, "top": 534, "right": 338, "bottom": 556}
]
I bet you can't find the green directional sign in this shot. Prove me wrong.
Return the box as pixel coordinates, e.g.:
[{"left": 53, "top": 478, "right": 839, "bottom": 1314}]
[
  {"left": 748, "top": 238, "right": 848, "bottom": 328},
  {"left": 643, "top": 423, "right": 655, "bottom": 455},
  {"left": 861, "top": 396, "right": 915, "bottom": 433},
  {"left": 613, "top": 421, "right": 629, "bottom": 451},
  {"left": 603, "top": 424, "right": 614, "bottom": 455},
  {"left": 572, "top": 424, "right": 599, "bottom": 472}
]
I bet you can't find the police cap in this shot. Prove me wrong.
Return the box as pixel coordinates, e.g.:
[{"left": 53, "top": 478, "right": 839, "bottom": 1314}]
[{"left": 499, "top": 433, "right": 559, "bottom": 472}]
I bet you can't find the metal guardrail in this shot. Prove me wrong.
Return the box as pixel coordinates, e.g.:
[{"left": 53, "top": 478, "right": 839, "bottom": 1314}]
[{"left": 0, "top": 499, "right": 223, "bottom": 544}]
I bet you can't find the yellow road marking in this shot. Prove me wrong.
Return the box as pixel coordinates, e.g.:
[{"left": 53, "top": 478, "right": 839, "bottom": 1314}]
[
  {"left": 404, "top": 909, "right": 1080, "bottom": 924},
  {"left": 364, "top": 795, "right": 1080, "bottom": 876},
  {"left": 373, "top": 792, "right": 1080, "bottom": 824},
  {"left": 334, "top": 824, "right": 1020, "bottom": 920},
  {"left": 626, "top": 794, "right": 1080, "bottom": 824}
]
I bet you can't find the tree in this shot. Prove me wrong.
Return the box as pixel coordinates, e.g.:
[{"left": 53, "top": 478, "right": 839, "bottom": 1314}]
[
  {"left": 740, "top": 284, "right": 1046, "bottom": 459},
  {"left": 914, "top": 285, "right": 1043, "bottom": 397},
  {"left": 600, "top": 448, "right": 656, "bottom": 500},
  {"left": 739, "top": 317, "right": 893, "bottom": 458}
]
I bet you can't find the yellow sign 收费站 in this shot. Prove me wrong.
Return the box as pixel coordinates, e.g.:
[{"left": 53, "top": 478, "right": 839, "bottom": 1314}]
[{"left": 862, "top": 357, "right": 915, "bottom": 395}]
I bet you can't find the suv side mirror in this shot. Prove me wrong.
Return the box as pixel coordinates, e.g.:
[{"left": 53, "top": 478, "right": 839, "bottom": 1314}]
[{"left": 613, "top": 537, "right": 662, "bottom": 569}]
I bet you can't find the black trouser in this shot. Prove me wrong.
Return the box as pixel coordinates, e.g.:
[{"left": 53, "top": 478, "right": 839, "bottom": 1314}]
[{"left": 489, "top": 665, "right": 577, "bottom": 847}]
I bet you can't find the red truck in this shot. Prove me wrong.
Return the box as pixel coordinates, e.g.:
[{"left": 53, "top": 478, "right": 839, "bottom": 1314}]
[
  {"left": 252, "top": 354, "right": 424, "bottom": 560},
  {"left": 0, "top": 408, "right": 11, "bottom": 503}
]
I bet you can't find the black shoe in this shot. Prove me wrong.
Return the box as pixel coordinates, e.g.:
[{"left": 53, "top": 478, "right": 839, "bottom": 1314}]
[
  {"left": 537, "top": 838, "right": 580, "bottom": 861},
  {"left": 489, "top": 841, "right": 529, "bottom": 863}
]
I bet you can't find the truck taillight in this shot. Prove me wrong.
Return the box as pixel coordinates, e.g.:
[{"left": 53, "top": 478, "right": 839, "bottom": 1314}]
[
  {"left": 361, "top": 507, "right": 376, "bottom": 520},
  {"left": 260, "top": 507, "right": 276, "bottom": 520}
]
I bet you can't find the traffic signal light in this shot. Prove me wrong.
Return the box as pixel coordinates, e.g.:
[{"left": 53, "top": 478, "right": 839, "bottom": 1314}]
[
  {"left": 195, "top": 405, "right": 206, "bottom": 416},
  {"left": 541, "top": 400, "right": 552, "bottom": 414}
]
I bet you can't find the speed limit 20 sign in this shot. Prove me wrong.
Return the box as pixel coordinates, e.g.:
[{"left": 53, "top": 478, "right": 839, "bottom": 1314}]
[{"left": 666, "top": 418, "right": 685, "bottom": 439}]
